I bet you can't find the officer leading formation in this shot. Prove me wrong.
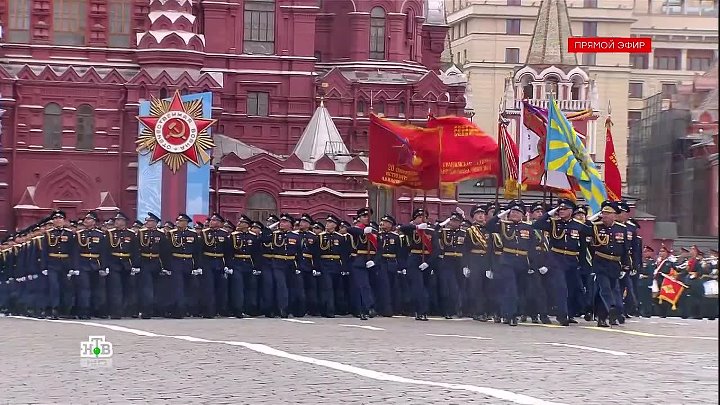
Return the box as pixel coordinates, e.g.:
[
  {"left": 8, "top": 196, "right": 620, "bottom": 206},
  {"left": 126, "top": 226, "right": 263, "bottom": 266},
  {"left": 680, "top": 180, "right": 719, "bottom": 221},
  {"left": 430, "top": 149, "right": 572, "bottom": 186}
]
[{"left": 1, "top": 200, "right": 717, "bottom": 324}]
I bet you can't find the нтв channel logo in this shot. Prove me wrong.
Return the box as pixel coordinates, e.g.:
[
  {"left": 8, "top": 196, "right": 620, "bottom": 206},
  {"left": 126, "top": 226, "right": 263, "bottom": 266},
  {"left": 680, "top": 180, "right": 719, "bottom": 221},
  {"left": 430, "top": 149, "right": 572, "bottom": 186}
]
[{"left": 80, "top": 336, "right": 113, "bottom": 358}]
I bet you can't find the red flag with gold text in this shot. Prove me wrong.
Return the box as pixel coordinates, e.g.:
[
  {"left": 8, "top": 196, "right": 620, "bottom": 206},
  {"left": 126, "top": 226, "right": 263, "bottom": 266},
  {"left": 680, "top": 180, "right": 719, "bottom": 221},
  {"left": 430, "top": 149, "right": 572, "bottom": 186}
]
[
  {"left": 426, "top": 116, "right": 499, "bottom": 183},
  {"left": 604, "top": 116, "right": 622, "bottom": 201},
  {"left": 368, "top": 114, "right": 440, "bottom": 190}
]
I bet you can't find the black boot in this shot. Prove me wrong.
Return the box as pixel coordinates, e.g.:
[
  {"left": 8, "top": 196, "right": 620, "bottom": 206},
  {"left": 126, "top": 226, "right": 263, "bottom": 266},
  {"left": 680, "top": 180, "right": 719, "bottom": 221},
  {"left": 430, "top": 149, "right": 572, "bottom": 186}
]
[
  {"left": 531, "top": 315, "right": 540, "bottom": 324},
  {"left": 597, "top": 318, "right": 609, "bottom": 327},
  {"left": 360, "top": 313, "right": 368, "bottom": 321},
  {"left": 50, "top": 308, "right": 59, "bottom": 320},
  {"left": 540, "top": 315, "right": 552, "bottom": 324},
  {"left": 520, "top": 315, "right": 527, "bottom": 323},
  {"left": 421, "top": 314, "right": 429, "bottom": 321},
  {"left": 477, "top": 314, "right": 488, "bottom": 322},
  {"left": 509, "top": 317, "right": 518, "bottom": 326}
]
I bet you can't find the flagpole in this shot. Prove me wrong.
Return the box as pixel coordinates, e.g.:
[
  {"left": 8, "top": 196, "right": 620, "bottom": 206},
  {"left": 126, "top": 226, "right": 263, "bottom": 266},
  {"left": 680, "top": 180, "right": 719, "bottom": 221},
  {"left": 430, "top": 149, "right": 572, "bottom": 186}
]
[{"left": 517, "top": 102, "right": 524, "bottom": 201}]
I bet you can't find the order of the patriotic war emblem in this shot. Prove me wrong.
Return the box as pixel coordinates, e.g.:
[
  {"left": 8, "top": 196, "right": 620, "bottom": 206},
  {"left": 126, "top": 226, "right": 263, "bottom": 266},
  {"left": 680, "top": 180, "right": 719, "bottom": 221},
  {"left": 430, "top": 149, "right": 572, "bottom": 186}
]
[{"left": 136, "top": 90, "right": 216, "bottom": 173}]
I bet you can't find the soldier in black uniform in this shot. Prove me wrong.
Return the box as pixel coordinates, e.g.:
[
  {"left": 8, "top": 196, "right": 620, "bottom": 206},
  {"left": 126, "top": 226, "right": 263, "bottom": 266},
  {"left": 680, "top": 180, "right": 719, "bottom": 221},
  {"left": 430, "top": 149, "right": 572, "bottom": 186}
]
[
  {"left": 249, "top": 220, "right": 269, "bottom": 316},
  {"left": 263, "top": 213, "right": 302, "bottom": 318},
  {"left": 136, "top": 212, "right": 167, "bottom": 319},
  {"left": 318, "top": 215, "right": 349, "bottom": 317},
  {"left": 39, "top": 211, "right": 76, "bottom": 319},
  {"left": 464, "top": 204, "right": 490, "bottom": 321},
  {"left": 296, "top": 214, "right": 319, "bottom": 316},
  {"left": 228, "top": 215, "right": 259, "bottom": 318},
  {"left": 73, "top": 211, "right": 107, "bottom": 319},
  {"left": 198, "top": 213, "right": 233, "bottom": 318},
  {"left": 374, "top": 214, "right": 402, "bottom": 317},
  {"left": 346, "top": 207, "right": 378, "bottom": 321},
  {"left": 525, "top": 203, "right": 551, "bottom": 324},
  {"left": 105, "top": 212, "right": 140, "bottom": 319},
  {"left": 400, "top": 208, "right": 434, "bottom": 321},
  {"left": 589, "top": 201, "right": 631, "bottom": 327},
  {"left": 166, "top": 214, "right": 201, "bottom": 318},
  {"left": 434, "top": 211, "right": 468, "bottom": 319}
]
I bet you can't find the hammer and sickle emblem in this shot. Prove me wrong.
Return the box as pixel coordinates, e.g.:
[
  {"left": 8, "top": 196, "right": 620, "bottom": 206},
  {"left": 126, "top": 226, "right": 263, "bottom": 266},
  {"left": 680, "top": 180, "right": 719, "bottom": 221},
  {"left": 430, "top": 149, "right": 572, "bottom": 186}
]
[{"left": 167, "top": 120, "right": 187, "bottom": 139}]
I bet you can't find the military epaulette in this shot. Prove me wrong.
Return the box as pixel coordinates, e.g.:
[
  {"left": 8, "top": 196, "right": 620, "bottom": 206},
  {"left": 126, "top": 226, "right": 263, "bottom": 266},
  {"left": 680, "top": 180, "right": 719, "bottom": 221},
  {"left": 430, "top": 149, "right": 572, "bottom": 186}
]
[
  {"left": 390, "top": 231, "right": 400, "bottom": 236},
  {"left": 63, "top": 227, "right": 73, "bottom": 231},
  {"left": 168, "top": 228, "right": 178, "bottom": 233},
  {"left": 32, "top": 235, "right": 44, "bottom": 240},
  {"left": 522, "top": 221, "right": 532, "bottom": 225},
  {"left": 592, "top": 221, "right": 603, "bottom": 226},
  {"left": 500, "top": 219, "right": 512, "bottom": 224},
  {"left": 272, "top": 229, "right": 282, "bottom": 234},
  {"left": 571, "top": 218, "right": 587, "bottom": 225},
  {"left": 107, "top": 227, "right": 116, "bottom": 232},
  {"left": 186, "top": 228, "right": 198, "bottom": 233},
  {"left": 249, "top": 230, "right": 258, "bottom": 236},
  {"left": 615, "top": 222, "right": 627, "bottom": 228},
  {"left": 291, "top": 230, "right": 300, "bottom": 234},
  {"left": 139, "top": 227, "right": 149, "bottom": 231}
]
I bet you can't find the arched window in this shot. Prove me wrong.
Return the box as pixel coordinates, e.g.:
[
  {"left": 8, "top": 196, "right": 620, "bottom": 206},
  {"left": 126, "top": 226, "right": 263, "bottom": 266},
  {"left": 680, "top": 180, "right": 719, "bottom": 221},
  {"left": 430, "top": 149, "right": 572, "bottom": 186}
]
[
  {"left": 374, "top": 100, "right": 385, "bottom": 116},
  {"left": 520, "top": 75, "right": 534, "bottom": 99},
  {"left": 76, "top": 104, "right": 95, "bottom": 150},
  {"left": 570, "top": 75, "right": 584, "bottom": 101},
  {"left": 159, "top": 87, "right": 168, "bottom": 99},
  {"left": 53, "top": 0, "right": 87, "bottom": 45},
  {"left": 545, "top": 75, "right": 560, "bottom": 98},
  {"left": 246, "top": 191, "right": 277, "bottom": 222},
  {"left": 357, "top": 99, "right": 366, "bottom": 116},
  {"left": 181, "top": 88, "right": 189, "bottom": 96},
  {"left": 369, "top": 7, "right": 386, "bottom": 60},
  {"left": 398, "top": 101, "right": 406, "bottom": 117},
  {"left": 43, "top": 103, "right": 63, "bottom": 150}
]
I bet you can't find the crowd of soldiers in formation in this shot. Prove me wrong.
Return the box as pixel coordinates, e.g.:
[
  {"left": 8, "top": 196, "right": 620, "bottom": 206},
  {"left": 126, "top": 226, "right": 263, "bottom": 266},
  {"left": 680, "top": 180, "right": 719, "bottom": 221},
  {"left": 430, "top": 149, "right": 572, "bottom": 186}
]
[{"left": 1, "top": 199, "right": 717, "bottom": 326}]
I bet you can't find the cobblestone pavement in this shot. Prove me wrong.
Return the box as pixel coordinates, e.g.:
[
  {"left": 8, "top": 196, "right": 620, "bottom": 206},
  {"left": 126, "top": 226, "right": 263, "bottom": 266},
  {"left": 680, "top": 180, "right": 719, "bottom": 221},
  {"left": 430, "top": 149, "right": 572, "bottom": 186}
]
[{"left": 1, "top": 315, "right": 717, "bottom": 404}]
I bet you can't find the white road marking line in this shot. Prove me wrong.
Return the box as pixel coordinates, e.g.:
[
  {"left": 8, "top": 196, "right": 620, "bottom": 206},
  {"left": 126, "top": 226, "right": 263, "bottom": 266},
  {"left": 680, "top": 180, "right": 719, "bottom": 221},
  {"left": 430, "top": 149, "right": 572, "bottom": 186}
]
[
  {"left": 338, "top": 324, "right": 385, "bottom": 331},
  {"left": 702, "top": 366, "right": 718, "bottom": 370},
  {"left": 519, "top": 323, "right": 565, "bottom": 329},
  {"left": 538, "top": 342, "right": 629, "bottom": 356},
  {"left": 7, "top": 316, "right": 563, "bottom": 405},
  {"left": 581, "top": 326, "right": 719, "bottom": 340},
  {"left": 282, "top": 319, "right": 315, "bottom": 324},
  {"left": 426, "top": 334, "right": 492, "bottom": 340}
]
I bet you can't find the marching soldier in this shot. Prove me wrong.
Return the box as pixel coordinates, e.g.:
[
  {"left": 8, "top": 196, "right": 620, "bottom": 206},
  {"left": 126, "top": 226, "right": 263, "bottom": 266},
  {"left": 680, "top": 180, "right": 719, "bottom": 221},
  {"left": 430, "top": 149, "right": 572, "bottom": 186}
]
[
  {"left": 346, "top": 207, "right": 378, "bottom": 321},
  {"left": 296, "top": 213, "right": 318, "bottom": 316},
  {"left": 653, "top": 245, "right": 677, "bottom": 318},
  {"left": 486, "top": 200, "right": 535, "bottom": 326},
  {"left": 588, "top": 201, "right": 631, "bottom": 327},
  {"left": 638, "top": 245, "right": 656, "bottom": 317},
  {"left": 399, "top": 208, "right": 433, "bottom": 321},
  {"left": 532, "top": 198, "right": 591, "bottom": 326},
  {"left": 374, "top": 214, "right": 401, "bottom": 317},
  {"left": 250, "top": 220, "right": 270, "bottom": 316},
  {"left": 137, "top": 212, "right": 167, "bottom": 319},
  {"left": 465, "top": 204, "right": 492, "bottom": 321},
  {"left": 525, "top": 203, "right": 550, "bottom": 324},
  {"left": 572, "top": 205, "right": 595, "bottom": 321},
  {"left": 228, "top": 215, "right": 258, "bottom": 318},
  {"left": 317, "top": 215, "right": 348, "bottom": 318},
  {"left": 105, "top": 212, "right": 140, "bottom": 319},
  {"left": 198, "top": 213, "right": 232, "bottom": 318},
  {"left": 166, "top": 214, "right": 201, "bottom": 318},
  {"left": 617, "top": 201, "right": 640, "bottom": 322},
  {"left": 337, "top": 220, "right": 355, "bottom": 316},
  {"left": 434, "top": 210, "right": 468, "bottom": 319},
  {"left": 73, "top": 211, "right": 107, "bottom": 319},
  {"left": 265, "top": 213, "right": 302, "bottom": 318},
  {"left": 40, "top": 210, "right": 76, "bottom": 320}
]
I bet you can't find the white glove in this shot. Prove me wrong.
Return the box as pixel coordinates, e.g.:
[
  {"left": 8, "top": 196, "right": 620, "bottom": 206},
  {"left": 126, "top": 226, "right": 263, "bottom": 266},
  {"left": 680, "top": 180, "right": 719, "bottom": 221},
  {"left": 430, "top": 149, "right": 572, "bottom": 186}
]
[
  {"left": 398, "top": 269, "right": 407, "bottom": 275},
  {"left": 498, "top": 209, "right": 511, "bottom": 218},
  {"left": 268, "top": 221, "right": 279, "bottom": 230},
  {"left": 485, "top": 270, "right": 494, "bottom": 279},
  {"left": 225, "top": 267, "right": 233, "bottom": 275},
  {"left": 548, "top": 207, "right": 559, "bottom": 216},
  {"left": 160, "top": 269, "right": 170, "bottom": 276},
  {"left": 341, "top": 271, "right": 348, "bottom": 276},
  {"left": 440, "top": 218, "right": 451, "bottom": 227},
  {"left": 462, "top": 267, "right": 470, "bottom": 278},
  {"left": 41, "top": 270, "right": 48, "bottom": 276},
  {"left": 295, "top": 269, "right": 301, "bottom": 274},
  {"left": 528, "top": 269, "right": 535, "bottom": 274},
  {"left": 668, "top": 256, "right": 678, "bottom": 263},
  {"left": 419, "top": 262, "right": 429, "bottom": 271},
  {"left": 416, "top": 223, "right": 428, "bottom": 230},
  {"left": 690, "top": 273, "right": 697, "bottom": 279},
  {"left": 252, "top": 269, "right": 261, "bottom": 276},
  {"left": 619, "top": 271, "right": 626, "bottom": 279},
  {"left": 366, "top": 260, "right": 375, "bottom": 268},
  {"left": 66, "top": 272, "right": 72, "bottom": 279},
  {"left": 588, "top": 212, "right": 601, "bottom": 221},
  {"left": 455, "top": 207, "right": 465, "bottom": 217},
  {"left": 99, "top": 268, "right": 108, "bottom": 277},
  {"left": 313, "top": 270, "right": 321, "bottom": 276},
  {"left": 192, "top": 268, "right": 203, "bottom": 276},
  {"left": 363, "top": 226, "right": 373, "bottom": 235},
  {"left": 711, "top": 260, "right": 718, "bottom": 266},
  {"left": 630, "top": 269, "right": 637, "bottom": 276},
  {"left": 131, "top": 267, "right": 140, "bottom": 275},
  {"left": 539, "top": 266, "right": 548, "bottom": 275}
]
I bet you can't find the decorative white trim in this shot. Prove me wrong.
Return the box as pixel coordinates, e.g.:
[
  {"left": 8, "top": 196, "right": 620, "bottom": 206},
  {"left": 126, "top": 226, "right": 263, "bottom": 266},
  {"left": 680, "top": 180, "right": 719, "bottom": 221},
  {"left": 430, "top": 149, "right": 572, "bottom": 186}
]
[
  {"left": 397, "top": 196, "right": 458, "bottom": 204},
  {"left": 13, "top": 204, "right": 41, "bottom": 209},
  {"left": 148, "top": 11, "right": 196, "bottom": 24},
  {"left": 218, "top": 167, "right": 247, "bottom": 172},
  {"left": 279, "top": 187, "right": 368, "bottom": 198},
  {"left": 218, "top": 188, "right": 246, "bottom": 195},
  {"left": 278, "top": 168, "right": 368, "bottom": 176}
]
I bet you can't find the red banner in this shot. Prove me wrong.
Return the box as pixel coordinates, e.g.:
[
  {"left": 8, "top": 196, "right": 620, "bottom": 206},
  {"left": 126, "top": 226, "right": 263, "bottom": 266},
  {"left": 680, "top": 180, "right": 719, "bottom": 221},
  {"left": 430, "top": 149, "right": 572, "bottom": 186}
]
[
  {"left": 427, "top": 116, "right": 499, "bottom": 183},
  {"left": 604, "top": 117, "right": 622, "bottom": 201},
  {"left": 658, "top": 273, "right": 687, "bottom": 310},
  {"left": 368, "top": 114, "right": 440, "bottom": 190}
]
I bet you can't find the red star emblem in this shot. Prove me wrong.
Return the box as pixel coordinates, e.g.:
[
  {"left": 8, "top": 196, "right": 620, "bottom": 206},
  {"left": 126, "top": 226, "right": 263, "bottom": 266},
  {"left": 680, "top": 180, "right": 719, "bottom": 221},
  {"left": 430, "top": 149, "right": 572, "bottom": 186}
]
[{"left": 136, "top": 90, "right": 216, "bottom": 171}]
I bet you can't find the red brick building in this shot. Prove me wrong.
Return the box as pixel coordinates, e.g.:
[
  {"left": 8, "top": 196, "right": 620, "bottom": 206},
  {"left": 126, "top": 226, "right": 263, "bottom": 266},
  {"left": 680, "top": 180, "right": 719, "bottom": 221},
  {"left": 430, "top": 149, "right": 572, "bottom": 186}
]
[{"left": 0, "top": 0, "right": 466, "bottom": 234}]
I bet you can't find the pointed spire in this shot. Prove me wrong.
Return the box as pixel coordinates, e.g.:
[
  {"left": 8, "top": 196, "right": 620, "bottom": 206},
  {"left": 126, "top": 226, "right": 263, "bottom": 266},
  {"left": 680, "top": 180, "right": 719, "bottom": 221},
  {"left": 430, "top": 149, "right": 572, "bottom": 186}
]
[
  {"left": 526, "top": 0, "right": 577, "bottom": 66},
  {"left": 292, "top": 102, "right": 349, "bottom": 169}
]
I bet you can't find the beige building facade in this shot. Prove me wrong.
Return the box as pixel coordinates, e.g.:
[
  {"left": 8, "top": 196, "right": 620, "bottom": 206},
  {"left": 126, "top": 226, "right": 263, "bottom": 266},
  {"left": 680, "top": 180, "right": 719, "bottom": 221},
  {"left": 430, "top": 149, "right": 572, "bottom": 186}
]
[{"left": 445, "top": 0, "right": 718, "bottom": 187}]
